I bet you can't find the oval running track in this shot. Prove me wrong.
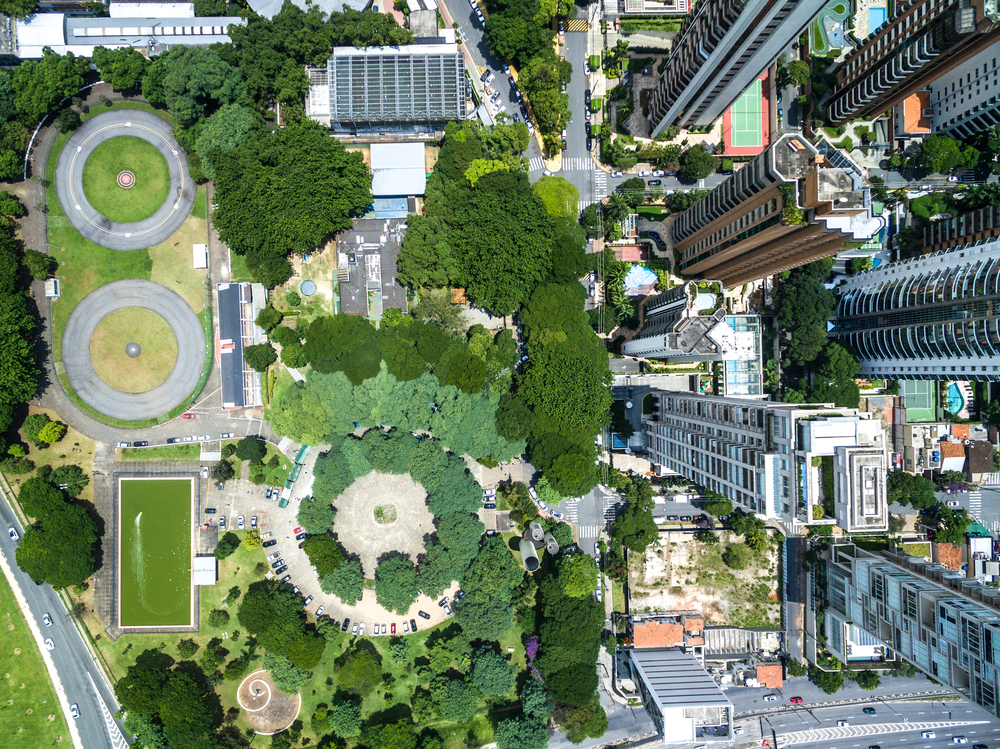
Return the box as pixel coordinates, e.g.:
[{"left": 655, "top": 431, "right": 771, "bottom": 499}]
[
  {"left": 54, "top": 109, "right": 195, "bottom": 251},
  {"left": 61, "top": 279, "right": 206, "bottom": 421}
]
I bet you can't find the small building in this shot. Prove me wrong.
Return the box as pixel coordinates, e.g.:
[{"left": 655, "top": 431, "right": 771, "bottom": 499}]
[
  {"left": 370, "top": 142, "right": 427, "bottom": 199},
  {"left": 622, "top": 0, "right": 689, "bottom": 12},
  {"left": 217, "top": 282, "right": 267, "bottom": 409},
  {"left": 246, "top": 0, "right": 367, "bottom": 19},
  {"left": 626, "top": 647, "right": 734, "bottom": 744},
  {"left": 192, "top": 556, "right": 217, "bottom": 586},
  {"left": 893, "top": 90, "right": 932, "bottom": 141},
  {"left": 336, "top": 218, "right": 408, "bottom": 319},
  {"left": 44, "top": 278, "right": 61, "bottom": 299},
  {"left": 630, "top": 611, "right": 704, "bottom": 649},
  {"left": 193, "top": 243, "right": 208, "bottom": 270},
  {"left": 967, "top": 440, "right": 994, "bottom": 484},
  {"left": 519, "top": 538, "right": 539, "bottom": 572}
]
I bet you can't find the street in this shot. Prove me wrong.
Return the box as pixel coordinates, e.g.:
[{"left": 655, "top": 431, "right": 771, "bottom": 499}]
[{"left": 0, "top": 497, "right": 126, "bottom": 749}]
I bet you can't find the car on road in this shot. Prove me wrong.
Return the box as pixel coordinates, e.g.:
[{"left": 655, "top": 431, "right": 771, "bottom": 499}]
[
  {"left": 868, "top": 746, "right": 880, "bottom": 749},
  {"left": 183, "top": 435, "right": 194, "bottom": 442},
  {"left": 167, "top": 437, "right": 180, "bottom": 443},
  {"left": 391, "top": 623, "right": 396, "bottom": 635},
  {"left": 946, "top": 500, "right": 960, "bottom": 508},
  {"left": 952, "top": 738, "right": 968, "bottom": 745},
  {"left": 583, "top": 59, "right": 589, "bottom": 75},
  {"left": 586, "top": 137, "right": 593, "bottom": 150},
  {"left": 410, "top": 618, "right": 417, "bottom": 631},
  {"left": 199, "top": 434, "right": 210, "bottom": 441},
  {"left": 205, "top": 508, "right": 217, "bottom": 514},
  {"left": 862, "top": 707, "right": 876, "bottom": 714},
  {"left": 922, "top": 732, "right": 937, "bottom": 739},
  {"left": 45, "top": 638, "right": 54, "bottom": 650},
  {"left": 680, "top": 515, "right": 692, "bottom": 522},
  {"left": 201, "top": 466, "right": 210, "bottom": 479},
  {"left": 117, "top": 442, "right": 130, "bottom": 448},
  {"left": 558, "top": 19, "right": 564, "bottom": 34},
  {"left": 70, "top": 704, "right": 80, "bottom": 719},
  {"left": 251, "top": 516, "right": 258, "bottom": 528},
  {"left": 948, "top": 175, "right": 960, "bottom": 182},
  {"left": 316, "top": 606, "right": 324, "bottom": 617},
  {"left": 837, "top": 720, "right": 849, "bottom": 727},
  {"left": 973, "top": 744, "right": 988, "bottom": 749},
  {"left": 352, "top": 622, "right": 359, "bottom": 634},
  {"left": 219, "top": 516, "right": 226, "bottom": 529},
  {"left": 238, "top": 516, "right": 244, "bottom": 529},
  {"left": 920, "top": 184, "right": 932, "bottom": 190},
  {"left": 763, "top": 695, "right": 777, "bottom": 702},
  {"left": 8, "top": 527, "right": 18, "bottom": 541},
  {"left": 561, "top": 139, "right": 567, "bottom": 151},
  {"left": 304, "top": 596, "right": 313, "bottom": 606},
  {"left": 221, "top": 432, "right": 234, "bottom": 439},
  {"left": 182, "top": 413, "right": 195, "bottom": 419},
  {"left": 638, "top": 171, "right": 651, "bottom": 177},
  {"left": 594, "top": 542, "right": 600, "bottom": 556},
  {"left": 295, "top": 533, "right": 307, "bottom": 541},
  {"left": 652, "top": 170, "right": 664, "bottom": 177},
  {"left": 262, "top": 539, "right": 276, "bottom": 548},
  {"left": 789, "top": 696, "right": 802, "bottom": 704},
  {"left": 418, "top": 610, "right": 430, "bottom": 619},
  {"left": 271, "top": 559, "right": 284, "bottom": 569},
  {"left": 275, "top": 565, "right": 287, "bottom": 574},
  {"left": 648, "top": 179, "right": 662, "bottom": 186},
  {"left": 585, "top": 108, "right": 591, "bottom": 120},
  {"left": 486, "top": 529, "right": 497, "bottom": 536},
  {"left": 43, "top": 613, "right": 52, "bottom": 626},
  {"left": 611, "top": 171, "right": 623, "bottom": 177},
  {"left": 134, "top": 441, "right": 148, "bottom": 447},
  {"left": 342, "top": 618, "right": 350, "bottom": 631}
]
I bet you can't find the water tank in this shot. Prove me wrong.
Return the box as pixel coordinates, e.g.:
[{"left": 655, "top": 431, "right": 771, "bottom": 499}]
[
  {"left": 544, "top": 532, "right": 559, "bottom": 556},
  {"left": 519, "top": 538, "right": 539, "bottom": 572},
  {"left": 529, "top": 520, "right": 544, "bottom": 542}
]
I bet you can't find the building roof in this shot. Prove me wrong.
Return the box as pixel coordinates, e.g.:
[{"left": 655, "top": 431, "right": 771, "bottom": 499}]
[
  {"left": 217, "top": 283, "right": 248, "bottom": 409},
  {"left": 934, "top": 541, "right": 962, "bottom": 571},
  {"left": 633, "top": 622, "right": 685, "bottom": 648},
  {"left": 110, "top": 2, "right": 194, "bottom": 17},
  {"left": 193, "top": 556, "right": 217, "bottom": 586},
  {"left": 902, "top": 91, "right": 932, "bottom": 134},
  {"left": 370, "top": 142, "right": 426, "bottom": 197},
  {"left": 950, "top": 424, "right": 970, "bottom": 440},
  {"left": 755, "top": 662, "right": 783, "bottom": 688},
  {"left": 628, "top": 648, "right": 732, "bottom": 711},
  {"left": 967, "top": 440, "right": 994, "bottom": 476},
  {"left": 247, "top": 0, "right": 367, "bottom": 19}
]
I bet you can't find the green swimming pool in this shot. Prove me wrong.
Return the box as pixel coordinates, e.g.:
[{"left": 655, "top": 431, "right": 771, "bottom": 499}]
[{"left": 119, "top": 478, "right": 193, "bottom": 627}]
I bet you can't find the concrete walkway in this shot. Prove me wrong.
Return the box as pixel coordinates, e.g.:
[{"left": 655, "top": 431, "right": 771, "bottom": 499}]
[
  {"left": 61, "top": 279, "right": 206, "bottom": 421},
  {"left": 54, "top": 109, "right": 195, "bottom": 251}
]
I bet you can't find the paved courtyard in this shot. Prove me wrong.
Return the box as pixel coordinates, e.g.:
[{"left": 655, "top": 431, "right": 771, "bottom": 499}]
[{"left": 333, "top": 472, "right": 435, "bottom": 577}]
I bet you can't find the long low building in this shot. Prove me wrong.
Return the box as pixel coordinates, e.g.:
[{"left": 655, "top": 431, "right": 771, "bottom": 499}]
[
  {"left": 13, "top": 12, "right": 244, "bottom": 57},
  {"left": 217, "top": 282, "right": 267, "bottom": 411}
]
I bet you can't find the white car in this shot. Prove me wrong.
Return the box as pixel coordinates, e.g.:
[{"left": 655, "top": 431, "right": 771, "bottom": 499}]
[
  {"left": 316, "top": 606, "right": 324, "bottom": 617},
  {"left": 543, "top": 169, "right": 553, "bottom": 177},
  {"left": 444, "top": 605, "right": 453, "bottom": 616},
  {"left": 952, "top": 737, "right": 968, "bottom": 744},
  {"left": 293, "top": 585, "right": 300, "bottom": 594},
  {"left": 638, "top": 170, "right": 651, "bottom": 177},
  {"left": 237, "top": 516, "right": 245, "bottom": 529},
  {"left": 304, "top": 596, "right": 313, "bottom": 606},
  {"left": 837, "top": 720, "right": 849, "bottom": 726},
  {"left": 652, "top": 170, "right": 664, "bottom": 177},
  {"left": 117, "top": 442, "right": 130, "bottom": 448},
  {"left": 484, "top": 71, "right": 495, "bottom": 86},
  {"left": 403, "top": 620, "right": 409, "bottom": 633},
  {"left": 611, "top": 171, "right": 623, "bottom": 177},
  {"left": 8, "top": 527, "right": 18, "bottom": 541},
  {"left": 201, "top": 466, "right": 210, "bottom": 478},
  {"left": 946, "top": 500, "right": 960, "bottom": 508},
  {"left": 595, "top": 588, "right": 602, "bottom": 602},
  {"left": 763, "top": 695, "right": 777, "bottom": 702},
  {"left": 595, "top": 542, "right": 600, "bottom": 556},
  {"left": 44, "top": 638, "right": 54, "bottom": 651},
  {"left": 359, "top": 623, "right": 365, "bottom": 636},
  {"left": 733, "top": 727, "right": 744, "bottom": 736},
  {"left": 221, "top": 432, "right": 235, "bottom": 439},
  {"left": 529, "top": 487, "right": 539, "bottom": 501},
  {"left": 251, "top": 516, "right": 258, "bottom": 529},
  {"left": 70, "top": 704, "right": 79, "bottom": 720},
  {"left": 42, "top": 613, "right": 52, "bottom": 626},
  {"left": 183, "top": 435, "right": 194, "bottom": 442},
  {"left": 922, "top": 731, "right": 936, "bottom": 739},
  {"left": 199, "top": 434, "right": 210, "bottom": 441},
  {"left": 352, "top": 622, "right": 359, "bottom": 635},
  {"left": 538, "top": 500, "right": 548, "bottom": 511},
  {"left": 267, "top": 553, "right": 280, "bottom": 561}
]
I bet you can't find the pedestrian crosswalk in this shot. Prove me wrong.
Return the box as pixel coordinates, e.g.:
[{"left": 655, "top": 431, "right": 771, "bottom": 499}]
[
  {"left": 528, "top": 156, "right": 545, "bottom": 172},
  {"left": 577, "top": 525, "right": 603, "bottom": 539},
  {"left": 562, "top": 156, "right": 592, "bottom": 171},
  {"left": 594, "top": 170, "right": 608, "bottom": 200},
  {"left": 578, "top": 199, "right": 596, "bottom": 214},
  {"left": 970, "top": 489, "right": 982, "bottom": 521},
  {"left": 982, "top": 472, "right": 1000, "bottom": 486},
  {"left": 603, "top": 496, "right": 622, "bottom": 523}
]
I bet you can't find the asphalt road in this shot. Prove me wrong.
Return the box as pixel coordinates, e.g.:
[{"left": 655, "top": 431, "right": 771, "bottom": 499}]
[
  {"left": 0, "top": 498, "right": 126, "bottom": 749},
  {"left": 54, "top": 109, "right": 195, "bottom": 251},
  {"left": 61, "top": 279, "right": 206, "bottom": 422}
]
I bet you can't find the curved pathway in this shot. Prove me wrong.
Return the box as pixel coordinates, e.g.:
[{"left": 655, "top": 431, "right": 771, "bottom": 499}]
[
  {"left": 62, "top": 279, "right": 205, "bottom": 421},
  {"left": 54, "top": 109, "right": 195, "bottom": 251}
]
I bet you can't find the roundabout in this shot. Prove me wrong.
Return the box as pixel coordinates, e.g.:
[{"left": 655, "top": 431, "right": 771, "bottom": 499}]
[
  {"left": 62, "top": 279, "right": 205, "bottom": 421},
  {"left": 54, "top": 110, "right": 196, "bottom": 251}
]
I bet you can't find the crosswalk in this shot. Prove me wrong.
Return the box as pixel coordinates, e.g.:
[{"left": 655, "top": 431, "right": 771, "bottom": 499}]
[
  {"left": 982, "top": 472, "right": 1000, "bottom": 486},
  {"left": 562, "top": 156, "right": 593, "bottom": 171},
  {"left": 577, "top": 525, "right": 603, "bottom": 539},
  {"left": 781, "top": 720, "right": 987, "bottom": 746},
  {"left": 970, "top": 489, "right": 982, "bottom": 520},
  {"left": 528, "top": 156, "right": 545, "bottom": 172},
  {"left": 88, "top": 671, "right": 129, "bottom": 749},
  {"left": 559, "top": 497, "right": 580, "bottom": 522},
  {"left": 594, "top": 170, "right": 608, "bottom": 201},
  {"left": 603, "top": 496, "right": 622, "bottom": 523},
  {"left": 578, "top": 199, "right": 596, "bottom": 214}
]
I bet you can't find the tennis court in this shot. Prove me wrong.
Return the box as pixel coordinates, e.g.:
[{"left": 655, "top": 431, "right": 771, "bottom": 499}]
[
  {"left": 902, "top": 380, "right": 937, "bottom": 422},
  {"left": 730, "top": 80, "right": 762, "bottom": 148}
]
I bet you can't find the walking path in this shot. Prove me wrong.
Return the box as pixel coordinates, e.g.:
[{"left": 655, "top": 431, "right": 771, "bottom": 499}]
[{"left": 54, "top": 109, "right": 195, "bottom": 250}]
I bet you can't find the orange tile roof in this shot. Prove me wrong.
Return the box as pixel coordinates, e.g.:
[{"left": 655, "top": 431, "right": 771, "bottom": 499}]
[
  {"left": 686, "top": 636, "right": 704, "bottom": 646},
  {"left": 684, "top": 617, "right": 704, "bottom": 633},
  {"left": 756, "top": 663, "right": 783, "bottom": 689},
  {"left": 632, "top": 622, "right": 685, "bottom": 649},
  {"left": 950, "top": 425, "right": 970, "bottom": 440},
  {"left": 939, "top": 441, "right": 965, "bottom": 459},
  {"left": 902, "top": 91, "right": 931, "bottom": 134},
  {"left": 934, "top": 541, "right": 962, "bottom": 571}
]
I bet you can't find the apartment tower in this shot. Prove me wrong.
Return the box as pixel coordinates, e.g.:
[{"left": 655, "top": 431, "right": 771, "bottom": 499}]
[
  {"left": 670, "top": 134, "right": 876, "bottom": 288},
  {"left": 644, "top": 392, "right": 888, "bottom": 532},
  {"left": 647, "top": 0, "right": 827, "bottom": 133},
  {"left": 831, "top": 236, "right": 1000, "bottom": 381},
  {"left": 826, "top": 0, "right": 1000, "bottom": 124},
  {"left": 928, "top": 43, "right": 1000, "bottom": 138}
]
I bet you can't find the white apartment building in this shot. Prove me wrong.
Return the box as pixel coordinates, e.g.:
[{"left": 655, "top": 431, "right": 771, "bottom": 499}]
[
  {"left": 928, "top": 42, "right": 1000, "bottom": 139},
  {"left": 645, "top": 393, "right": 888, "bottom": 532}
]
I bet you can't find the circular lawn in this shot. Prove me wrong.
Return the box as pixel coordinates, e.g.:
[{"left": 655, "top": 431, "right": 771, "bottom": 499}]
[
  {"left": 82, "top": 137, "right": 170, "bottom": 223},
  {"left": 89, "top": 308, "right": 178, "bottom": 393}
]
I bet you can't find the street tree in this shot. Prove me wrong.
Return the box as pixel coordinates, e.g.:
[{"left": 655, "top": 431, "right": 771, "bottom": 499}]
[
  {"left": 678, "top": 145, "right": 718, "bottom": 181},
  {"left": 374, "top": 556, "right": 420, "bottom": 614}
]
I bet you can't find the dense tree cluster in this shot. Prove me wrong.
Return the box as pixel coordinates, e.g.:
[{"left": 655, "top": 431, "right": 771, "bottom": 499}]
[
  {"left": 775, "top": 260, "right": 836, "bottom": 365},
  {"left": 0, "top": 222, "right": 39, "bottom": 439},
  {"left": 455, "top": 535, "right": 524, "bottom": 639},
  {"left": 236, "top": 580, "right": 326, "bottom": 673}
]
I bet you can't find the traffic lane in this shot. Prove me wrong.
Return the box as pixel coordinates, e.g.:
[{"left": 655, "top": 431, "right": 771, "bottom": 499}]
[
  {"left": 728, "top": 674, "right": 945, "bottom": 714},
  {"left": 0, "top": 502, "right": 121, "bottom": 749},
  {"left": 563, "top": 31, "right": 589, "bottom": 165}
]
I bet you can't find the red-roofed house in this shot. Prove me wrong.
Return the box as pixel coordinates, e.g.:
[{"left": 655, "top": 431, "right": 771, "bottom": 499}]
[
  {"left": 754, "top": 663, "right": 783, "bottom": 689},
  {"left": 894, "top": 90, "right": 931, "bottom": 139}
]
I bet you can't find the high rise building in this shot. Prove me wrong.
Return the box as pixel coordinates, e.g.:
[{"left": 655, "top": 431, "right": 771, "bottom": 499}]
[
  {"left": 928, "top": 43, "right": 1000, "bottom": 138},
  {"left": 923, "top": 202, "right": 1000, "bottom": 253},
  {"left": 644, "top": 392, "right": 888, "bottom": 532},
  {"left": 647, "top": 0, "right": 826, "bottom": 132},
  {"left": 831, "top": 236, "right": 1000, "bottom": 381},
  {"left": 826, "top": 0, "right": 1000, "bottom": 124},
  {"left": 817, "top": 542, "right": 1000, "bottom": 716},
  {"left": 670, "top": 134, "right": 877, "bottom": 288}
]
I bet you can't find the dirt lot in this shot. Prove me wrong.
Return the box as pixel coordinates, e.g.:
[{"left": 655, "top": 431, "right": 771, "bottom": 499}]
[{"left": 629, "top": 532, "right": 781, "bottom": 628}]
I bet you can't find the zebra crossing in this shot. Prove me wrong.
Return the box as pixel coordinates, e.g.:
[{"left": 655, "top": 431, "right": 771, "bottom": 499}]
[
  {"left": 577, "top": 525, "right": 603, "bottom": 539},
  {"left": 982, "top": 471, "right": 1000, "bottom": 486},
  {"left": 578, "top": 199, "right": 596, "bottom": 214},
  {"left": 970, "top": 489, "right": 982, "bottom": 520},
  {"left": 88, "top": 671, "right": 129, "bottom": 749},
  {"left": 603, "top": 496, "right": 623, "bottom": 523},
  {"left": 562, "top": 156, "right": 593, "bottom": 171},
  {"left": 558, "top": 497, "right": 580, "bottom": 522},
  {"left": 594, "top": 170, "right": 608, "bottom": 200},
  {"left": 528, "top": 156, "right": 545, "bottom": 172}
]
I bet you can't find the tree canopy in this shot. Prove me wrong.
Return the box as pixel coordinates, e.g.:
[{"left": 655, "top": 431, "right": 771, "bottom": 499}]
[
  {"left": 236, "top": 581, "right": 306, "bottom": 654},
  {"left": 142, "top": 46, "right": 244, "bottom": 127},
  {"left": 678, "top": 145, "right": 718, "bottom": 181},
  {"left": 374, "top": 555, "right": 420, "bottom": 614},
  {"left": 774, "top": 259, "right": 836, "bottom": 364},
  {"left": 13, "top": 49, "right": 87, "bottom": 123},
  {"left": 15, "top": 502, "right": 97, "bottom": 589}
]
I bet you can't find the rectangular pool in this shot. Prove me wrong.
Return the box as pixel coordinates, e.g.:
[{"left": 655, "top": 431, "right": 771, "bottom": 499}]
[
  {"left": 869, "top": 7, "right": 886, "bottom": 30},
  {"left": 118, "top": 478, "right": 194, "bottom": 628}
]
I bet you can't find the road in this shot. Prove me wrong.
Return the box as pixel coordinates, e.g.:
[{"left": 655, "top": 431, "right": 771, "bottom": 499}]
[{"left": 0, "top": 498, "right": 127, "bottom": 749}]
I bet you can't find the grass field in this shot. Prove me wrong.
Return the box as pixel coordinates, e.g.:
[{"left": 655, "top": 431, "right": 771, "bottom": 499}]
[
  {"left": 82, "top": 136, "right": 170, "bottom": 223},
  {"left": 90, "top": 308, "right": 178, "bottom": 393},
  {"left": 16, "top": 407, "right": 96, "bottom": 504},
  {"left": 901, "top": 542, "right": 931, "bottom": 557},
  {"left": 119, "top": 477, "right": 193, "bottom": 627},
  {"left": 0, "top": 568, "right": 71, "bottom": 747},
  {"left": 119, "top": 444, "right": 201, "bottom": 462}
]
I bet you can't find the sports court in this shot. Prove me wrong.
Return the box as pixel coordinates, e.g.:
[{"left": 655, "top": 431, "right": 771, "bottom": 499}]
[
  {"left": 722, "top": 73, "right": 770, "bottom": 156},
  {"left": 901, "top": 380, "right": 937, "bottom": 422}
]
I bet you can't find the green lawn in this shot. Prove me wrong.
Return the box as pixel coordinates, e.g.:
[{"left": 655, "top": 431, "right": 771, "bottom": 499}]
[
  {"left": 82, "top": 136, "right": 170, "bottom": 223},
  {"left": 0, "top": 568, "right": 71, "bottom": 747},
  {"left": 229, "top": 250, "right": 253, "bottom": 282},
  {"left": 120, "top": 444, "right": 201, "bottom": 462},
  {"left": 901, "top": 542, "right": 931, "bottom": 557}
]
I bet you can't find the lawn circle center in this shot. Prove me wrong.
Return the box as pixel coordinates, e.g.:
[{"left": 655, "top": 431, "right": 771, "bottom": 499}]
[
  {"left": 117, "top": 170, "right": 135, "bottom": 189},
  {"left": 374, "top": 504, "right": 397, "bottom": 524}
]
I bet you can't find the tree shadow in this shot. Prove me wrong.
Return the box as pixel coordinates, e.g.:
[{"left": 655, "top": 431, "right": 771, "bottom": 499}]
[
  {"left": 366, "top": 702, "right": 414, "bottom": 726},
  {"left": 134, "top": 648, "right": 175, "bottom": 671}
]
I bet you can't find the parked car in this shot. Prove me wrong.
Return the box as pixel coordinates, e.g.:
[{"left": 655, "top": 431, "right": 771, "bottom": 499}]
[
  {"left": 502, "top": 64, "right": 510, "bottom": 75},
  {"left": 167, "top": 437, "right": 180, "bottom": 443},
  {"left": 652, "top": 169, "right": 664, "bottom": 177},
  {"left": 275, "top": 565, "right": 287, "bottom": 574},
  {"left": 611, "top": 171, "right": 623, "bottom": 177},
  {"left": 251, "top": 516, "right": 258, "bottom": 528},
  {"left": 444, "top": 604, "right": 453, "bottom": 616},
  {"left": 182, "top": 413, "right": 195, "bottom": 420},
  {"left": 680, "top": 515, "right": 692, "bottom": 522},
  {"left": 217, "top": 482, "right": 224, "bottom": 490},
  {"left": 199, "top": 434, "right": 210, "bottom": 441},
  {"left": 293, "top": 526, "right": 304, "bottom": 535},
  {"left": 352, "top": 622, "right": 359, "bottom": 635},
  {"left": 295, "top": 533, "right": 307, "bottom": 541},
  {"left": 316, "top": 606, "right": 324, "bottom": 617},
  {"left": 484, "top": 71, "right": 495, "bottom": 86},
  {"left": 237, "top": 516, "right": 245, "bottom": 529},
  {"left": 304, "top": 596, "right": 314, "bottom": 606},
  {"left": 267, "top": 552, "right": 280, "bottom": 561},
  {"left": 584, "top": 88, "right": 591, "bottom": 105},
  {"left": 359, "top": 623, "right": 365, "bottom": 636},
  {"left": 201, "top": 466, "right": 210, "bottom": 479},
  {"left": 733, "top": 727, "right": 744, "bottom": 736},
  {"left": 391, "top": 622, "right": 396, "bottom": 635},
  {"left": 418, "top": 610, "right": 431, "bottom": 619},
  {"left": 183, "top": 436, "right": 194, "bottom": 442},
  {"left": 117, "top": 442, "right": 130, "bottom": 448},
  {"left": 43, "top": 613, "right": 52, "bottom": 626},
  {"left": 219, "top": 516, "right": 226, "bottom": 529},
  {"left": 508, "top": 75, "right": 517, "bottom": 89},
  {"left": 595, "top": 542, "right": 600, "bottom": 556},
  {"left": 70, "top": 704, "right": 80, "bottom": 719},
  {"left": 205, "top": 508, "right": 217, "bottom": 514},
  {"left": 403, "top": 621, "right": 409, "bottom": 633},
  {"left": 486, "top": 529, "right": 497, "bottom": 536},
  {"left": 134, "top": 441, "right": 148, "bottom": 447},
  {"left": 410, "top": 618, "right": 417, "bottom": 631},
  {"left": 558, "top": 18, "right": 564, "bottom": 34},
  {"left": 271, "top": 559, "right": 284, "bottom": 569},
  {"left": 8, "top": 527, "right": 18, "bottom": 541},
  {"left": 342, "top": 618, "right": 351, "bottom": 631},
  {"left": 553, "top": 512, "right": 564, "bottom": 519},
  {"left": 221, "top": 432, "right": 234, "bottom": 438},
  {"left": 595, "top": 588, "right": 602, "bottom": 603},
  {"left": 561, "top": 139, "right": 567, "bottom": 151},
  {"left": 484, "top": 502, "right": 496, "bottom": 509},
  {"left": 293, "top": 585, "right": 300, "bottom": 594},
  {"left": 280, "top": 574, "right": 291, "bottom": 583},
  {"left": 262, "top": 539, "right": 276, "bottom": 548},
  {"left": 638, "top": 171, "right": 651, "bottom": 177}
]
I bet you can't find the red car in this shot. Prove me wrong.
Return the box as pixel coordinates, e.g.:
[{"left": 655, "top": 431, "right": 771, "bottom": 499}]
[
  {"left": 790, "top": 697, "right": 802, "bottom": 704},
  {"left": 182, "top": 413, "right": 195, "bottom": 420},
  {"left": 293, "top": 526, "right": 304, "bottom": 535},
  {"left": 391, "top": 623, "right": 396, "bottom": 635}
]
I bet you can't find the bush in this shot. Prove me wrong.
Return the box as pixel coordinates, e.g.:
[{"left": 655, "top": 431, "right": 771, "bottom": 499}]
[{"left": 721, "top": 543, "right": 751, "bottom": 570}]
